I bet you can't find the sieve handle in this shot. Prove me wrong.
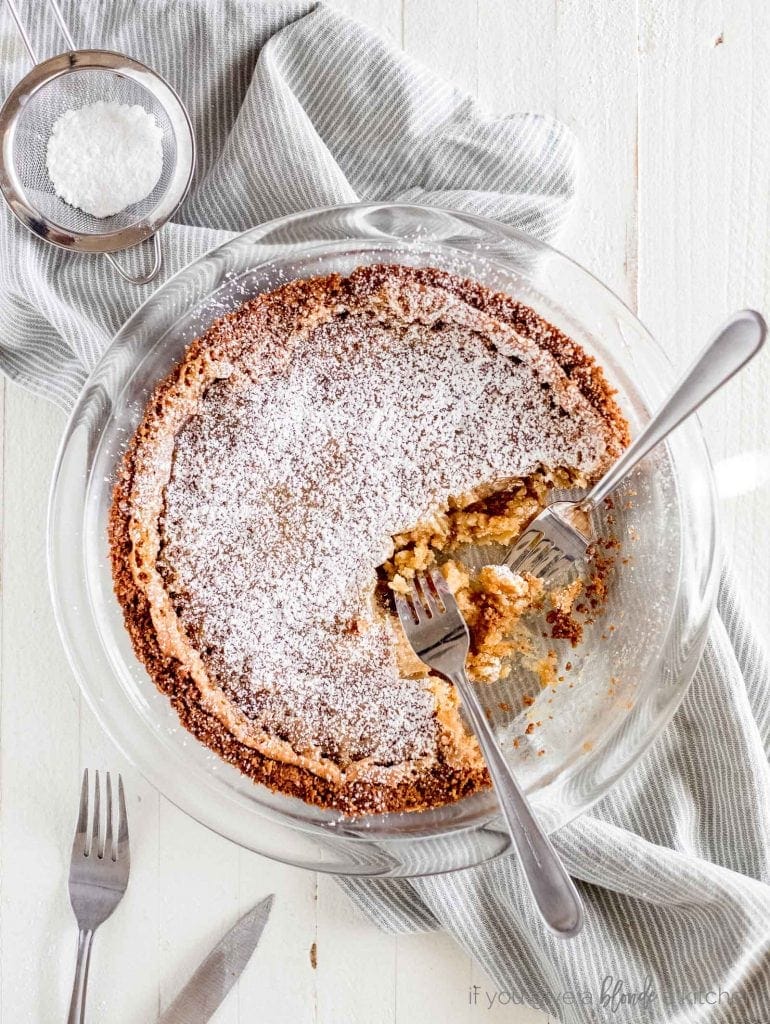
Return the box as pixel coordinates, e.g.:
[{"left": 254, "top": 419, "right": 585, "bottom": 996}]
[
  {"left": 5, "top": 0, "right": 76, "bottom": 64},
  {"left": 103, "top": 232, "right": 163, "bottom": 287}
]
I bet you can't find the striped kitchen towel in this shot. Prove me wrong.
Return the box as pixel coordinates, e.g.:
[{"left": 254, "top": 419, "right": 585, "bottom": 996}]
[
  {"left": 2, "top": 4, "right": 768, "bottom": 1024},
  {"left": 0, "top": 0, "right": 575, "bottom": 409}
]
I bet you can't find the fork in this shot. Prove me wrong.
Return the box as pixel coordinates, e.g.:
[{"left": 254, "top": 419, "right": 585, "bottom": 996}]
[
  {"left": 504, "top": 308, "right": 766, "bottom": 580},
  {"left": 395, "top": 570, "right": 584, "bottom": 938},
  {"left": 67, "top": 770, "right": 130, "bottom": 1024}
]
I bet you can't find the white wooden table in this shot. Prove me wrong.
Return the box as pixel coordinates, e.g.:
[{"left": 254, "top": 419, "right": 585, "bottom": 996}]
[{"left": 2, "top": 2, "right": 769, "bottom": 1021}]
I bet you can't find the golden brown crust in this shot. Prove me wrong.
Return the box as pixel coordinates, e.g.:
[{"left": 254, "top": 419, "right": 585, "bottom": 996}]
[
  {"left": 357, "top": 264, "right": 630, "bottom": 452},
  {"left": 108, "top": 264, "right": 628, "bottom": 815}
]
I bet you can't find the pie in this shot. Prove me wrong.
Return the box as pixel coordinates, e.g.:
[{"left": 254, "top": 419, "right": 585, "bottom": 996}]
[{"left": 109, "top": 264, "right": 629, "bottom": 814}]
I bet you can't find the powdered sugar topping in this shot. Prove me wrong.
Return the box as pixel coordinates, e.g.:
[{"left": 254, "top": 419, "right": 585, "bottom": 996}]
[{"left": 153, "top": 272, "right": 612, "bottom": 770}]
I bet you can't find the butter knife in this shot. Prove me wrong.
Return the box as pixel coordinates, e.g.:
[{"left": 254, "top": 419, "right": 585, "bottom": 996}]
[{"left": 158, "top": 895, "right": 274, "bottom": 1024}]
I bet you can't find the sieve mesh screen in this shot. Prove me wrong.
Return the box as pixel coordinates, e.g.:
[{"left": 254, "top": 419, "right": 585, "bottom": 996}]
[{"left": 11, "top": 68, "right": 177, "bottom": 236}]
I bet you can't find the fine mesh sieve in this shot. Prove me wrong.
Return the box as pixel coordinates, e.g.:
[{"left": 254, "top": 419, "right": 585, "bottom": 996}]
[{"left": 0, "top": 0, "right": 195, "bottom": 285}]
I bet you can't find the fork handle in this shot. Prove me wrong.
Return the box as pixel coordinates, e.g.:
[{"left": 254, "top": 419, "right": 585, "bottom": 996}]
[
  {"left": 582, "top": 309, "right": 766, "bottom": 511},
  {"left": 66, "top": 928, "right": 94, "bottom": 1024},
  {"left": 449, "top": 670, "right": 584, "bottom": 938}
]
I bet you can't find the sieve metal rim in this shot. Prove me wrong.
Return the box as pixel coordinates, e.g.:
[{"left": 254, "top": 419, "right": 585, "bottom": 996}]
[{"left": 0, "top": 48, "right": 196, "bottom": 254}]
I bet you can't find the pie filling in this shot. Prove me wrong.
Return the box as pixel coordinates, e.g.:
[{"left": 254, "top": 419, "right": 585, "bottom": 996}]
[
  {"left": 378, "top": 469, "right": 591, "bottom": 688},
  {"left": 110, "top": 264, "right": 629, "bottom": 814}
]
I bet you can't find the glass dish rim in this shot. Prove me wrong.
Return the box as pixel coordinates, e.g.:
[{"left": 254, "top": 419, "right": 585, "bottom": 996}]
[{"left": 46, "top": 201, "right": 720, "bottom": 875}]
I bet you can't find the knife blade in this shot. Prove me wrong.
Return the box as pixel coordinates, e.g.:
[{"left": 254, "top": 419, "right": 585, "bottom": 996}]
[{"left": 158, "top": 894, "right": 274, "bottom": 1024}]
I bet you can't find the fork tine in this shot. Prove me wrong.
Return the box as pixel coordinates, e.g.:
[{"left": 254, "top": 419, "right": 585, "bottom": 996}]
[
  {"left": 415, "top": 572, "right": 441, "bottom": 617},
  {"left": 91, "top": 769, "right": 101, "bottom": 858},
  {"left": 506, "top": 530, "right": 542, "bottom": 572},
  {"left": 117, "top": 775, "right": 130, "bottom": 863},
  {"left": 105, "top": 773, "right": 114, "bottom": 862},
  {"left": 511, "top": 537, "right": 547, "bottom": 575},
  {"left": 429, "top": 567, "right": 451, "bottom": 602},
  {"left": 526, "top": 542, "right": 555, "bottom": 577},
  {"left": 394, "top": 590, "right": 417, "bottom": 628},
  {"left": 71, "top": 769, "right": 89, "bottom": 859},
  {"left": 510, "top": 550, "right": 534, "bottom": 575}
]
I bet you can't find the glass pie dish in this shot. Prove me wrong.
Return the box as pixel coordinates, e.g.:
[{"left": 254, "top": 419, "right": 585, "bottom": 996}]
[{"left": 48, "top": 204, "right": 718, "bottom": 876}]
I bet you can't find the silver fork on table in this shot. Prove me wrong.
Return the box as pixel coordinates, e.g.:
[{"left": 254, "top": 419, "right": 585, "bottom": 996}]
[
  {"left": 67, "top": 770, "right": 130, "bottom": 1024},
  {"left": 505, "top": 308, "right": 766, "bottom": 580},
  {"left": 395, "top": 570, "right": 584, "bottom": 938}
]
